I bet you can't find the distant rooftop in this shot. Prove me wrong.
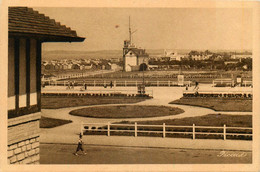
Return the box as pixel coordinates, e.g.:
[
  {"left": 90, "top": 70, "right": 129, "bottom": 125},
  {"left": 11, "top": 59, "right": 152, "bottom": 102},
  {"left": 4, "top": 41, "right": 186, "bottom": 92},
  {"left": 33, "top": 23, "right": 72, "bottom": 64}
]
[{"left": 9, "top": 7, "right": 85, "bottom": 42}]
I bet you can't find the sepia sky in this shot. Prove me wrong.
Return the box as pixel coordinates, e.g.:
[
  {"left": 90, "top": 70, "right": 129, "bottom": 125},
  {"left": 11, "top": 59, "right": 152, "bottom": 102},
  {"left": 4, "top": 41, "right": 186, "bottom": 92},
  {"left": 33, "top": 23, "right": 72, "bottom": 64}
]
[{"left": 33, "top": 7, "right": 253, "bottom": 51}]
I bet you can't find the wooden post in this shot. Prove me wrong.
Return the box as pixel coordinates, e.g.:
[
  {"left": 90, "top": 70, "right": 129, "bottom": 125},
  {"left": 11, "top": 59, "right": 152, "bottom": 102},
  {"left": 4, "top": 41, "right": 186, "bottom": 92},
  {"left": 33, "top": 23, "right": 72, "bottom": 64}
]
[
  {"left": 192, "top": 124, "right": 195, "bottom": 140},
  {"left": 168, "top": 81, "right": 170, "bottom": 87},
  {"left": 81, "top": 122, "right": 83, "bottom": 136},
  {"left": 108, "top": 122, "right": 110, "bottom": 136},
  {"left": 135, "top": 122, "right": 137, "bottom": 137},
  {"left": 163, "top": 123, "right": 166, "bottom": 138},
  {"left": 223, "top": 124, "right": 226, "bottom": 140}
]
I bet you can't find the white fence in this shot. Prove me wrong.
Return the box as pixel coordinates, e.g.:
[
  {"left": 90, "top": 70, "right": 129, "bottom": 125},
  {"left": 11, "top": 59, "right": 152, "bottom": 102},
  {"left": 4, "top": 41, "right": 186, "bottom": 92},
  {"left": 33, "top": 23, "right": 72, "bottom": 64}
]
[
  {"left": 183, "top": 90, "right": 253, "bottom": 98},
  {"left": 42, "top": 89, "right": 154, "bottom": 97},
  {"left": 213, "top": 79, "right": 252, "bottom": 87},
  {"left": 81, "top": 122, "right": 252, "bottom": 140},
  {"left": 42, "top": 80, "right": 192, "bottom": 87}
]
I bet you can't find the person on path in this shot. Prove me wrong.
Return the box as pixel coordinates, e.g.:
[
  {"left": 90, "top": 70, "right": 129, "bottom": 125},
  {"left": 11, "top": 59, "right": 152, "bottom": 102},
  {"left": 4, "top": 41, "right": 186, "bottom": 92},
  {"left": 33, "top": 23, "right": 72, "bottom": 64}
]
[{"left": 74, "top": 133, "right": 87, "bottom": 156}]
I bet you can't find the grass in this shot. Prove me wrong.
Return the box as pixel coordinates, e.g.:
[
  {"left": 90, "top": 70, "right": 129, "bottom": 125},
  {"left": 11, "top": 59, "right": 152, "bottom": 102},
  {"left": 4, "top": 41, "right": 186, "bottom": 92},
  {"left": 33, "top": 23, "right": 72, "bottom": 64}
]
[
  {"left": 118, "top": 114, "right": 252, "bottom": 127},
  {"left": 41, "top": 95, "right": 149, "bottom": 109},
  {"left": 40, "top": 116, "right": 72, "bottom": 128},
  {"left": 170, "top": 97, "right": 252, "bottom": 112},
  {"left": 84, "top": 114, "right": 252, "bottom": 140},
  {"left": 69, "top": 105, "right": 184, "bottom": 118}
]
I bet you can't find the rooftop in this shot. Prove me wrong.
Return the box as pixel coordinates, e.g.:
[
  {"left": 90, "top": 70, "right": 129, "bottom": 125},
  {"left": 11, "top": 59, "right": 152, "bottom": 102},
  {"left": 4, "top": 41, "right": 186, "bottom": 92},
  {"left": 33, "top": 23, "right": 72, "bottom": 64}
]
[{"left": 9, "top": 7, "right": 85, "bottom": 42}]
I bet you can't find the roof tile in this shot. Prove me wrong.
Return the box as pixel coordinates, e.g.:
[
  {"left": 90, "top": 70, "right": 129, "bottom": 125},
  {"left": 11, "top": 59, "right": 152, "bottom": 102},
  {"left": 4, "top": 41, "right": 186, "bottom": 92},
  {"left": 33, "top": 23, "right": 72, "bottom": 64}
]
[{"left": 9, "top": 7, "right": 85, "bottom": 42}]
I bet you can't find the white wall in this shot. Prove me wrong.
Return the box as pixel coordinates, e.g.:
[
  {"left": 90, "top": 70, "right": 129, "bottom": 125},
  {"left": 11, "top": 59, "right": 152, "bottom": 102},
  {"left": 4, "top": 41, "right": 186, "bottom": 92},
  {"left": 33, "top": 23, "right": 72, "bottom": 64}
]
[
  {"left": 30, "top": 39, "right": 37, "bottom": 95},
  {"left": 125, "top": 51, "right": 137, "bottom": 72},
  {"left": 19, "top": 39, "right": 27, "bottom": 108},
  {"left": 8, "top": 38, "right": 15, "bottom": 98}
]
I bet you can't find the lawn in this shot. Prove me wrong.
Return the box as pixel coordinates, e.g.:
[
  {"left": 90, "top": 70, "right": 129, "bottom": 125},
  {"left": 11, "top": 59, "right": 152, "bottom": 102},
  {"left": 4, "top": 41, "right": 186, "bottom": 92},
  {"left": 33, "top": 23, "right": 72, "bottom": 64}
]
[
  {"left": 84, "top": 114, "right": 252, "bottom": 140},
  {"left": 170, "top": 97, "right": 252, "bottom": 112},
  {"left": 118, "top": 114, "right": 252, "bottom": 127},
  {"left": 40, "top": 116, "right": 72, "bottom": 128},
  {"left": 41, "top": 95, "right": 149, "bottom": 109},
  {"left": 69, "top": 105, "right": 184, "bottom": 118}
]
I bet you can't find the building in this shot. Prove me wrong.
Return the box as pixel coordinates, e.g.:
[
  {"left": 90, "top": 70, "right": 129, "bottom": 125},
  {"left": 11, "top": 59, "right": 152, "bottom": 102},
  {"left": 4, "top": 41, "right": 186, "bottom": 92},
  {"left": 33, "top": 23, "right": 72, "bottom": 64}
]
[
  {"left": 163, "top": 50, "right": 182, "bottom": 61},
  {"left": 123, "top": 17, "right": 149, "bottom": 72},
  {"left": 8, "top": 7, "right": 85, "bottom": 164}
]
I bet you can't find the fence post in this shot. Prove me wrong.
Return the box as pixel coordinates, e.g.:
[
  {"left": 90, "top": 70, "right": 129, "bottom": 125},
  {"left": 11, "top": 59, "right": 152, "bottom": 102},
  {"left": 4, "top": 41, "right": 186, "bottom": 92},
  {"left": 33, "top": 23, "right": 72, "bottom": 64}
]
[
  {"left": 81, "top": 122, "right": 83, "bottom": 136},
  {"left": 163, "top": 123, "right": 166, "bottom": 138},
  {"left": 192, "top": 124, "right": 195, "bottom": 140},
  {"left": 135, "top": 122, "right": 137, "bottom": 137},
  {"left": 108, "top": 122, "right": 110, "bottom": 136},
  {"left": 223, "top": 124, "right": 226, "bottom": 140}
]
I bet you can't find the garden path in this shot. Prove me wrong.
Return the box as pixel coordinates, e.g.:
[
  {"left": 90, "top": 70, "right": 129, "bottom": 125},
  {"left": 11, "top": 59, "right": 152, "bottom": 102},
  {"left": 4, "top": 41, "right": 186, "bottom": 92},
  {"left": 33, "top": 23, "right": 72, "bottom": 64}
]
[{"left": 40, "top": 86, "right": 252, "bottom": 144}]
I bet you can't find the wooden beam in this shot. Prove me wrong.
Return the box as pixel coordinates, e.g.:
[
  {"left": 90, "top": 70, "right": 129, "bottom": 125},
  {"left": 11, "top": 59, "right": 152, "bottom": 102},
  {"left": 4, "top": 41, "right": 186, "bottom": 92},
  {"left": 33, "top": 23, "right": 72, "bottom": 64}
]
[
  {"left": 36, "top": 40, "right": 42, "bottom": 111},
  {"left": 26, "top": 39, "right": 30, "bottom": 107},
  {"left": 14, "top": 39, "right": 20, "bottom": 114}
]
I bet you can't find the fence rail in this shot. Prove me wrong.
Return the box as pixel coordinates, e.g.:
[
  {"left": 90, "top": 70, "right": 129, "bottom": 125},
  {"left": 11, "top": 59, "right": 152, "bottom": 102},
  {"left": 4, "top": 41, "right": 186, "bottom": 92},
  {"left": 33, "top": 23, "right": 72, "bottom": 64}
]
[
  {"left": 81, "top": 122, "right": 252, "bottom": 140},
  {"left": 42, "top": 89, "right": 154, "bottom": 97},
  {"left": 42, "top": 80, "right": 192, "bottom": 87}
]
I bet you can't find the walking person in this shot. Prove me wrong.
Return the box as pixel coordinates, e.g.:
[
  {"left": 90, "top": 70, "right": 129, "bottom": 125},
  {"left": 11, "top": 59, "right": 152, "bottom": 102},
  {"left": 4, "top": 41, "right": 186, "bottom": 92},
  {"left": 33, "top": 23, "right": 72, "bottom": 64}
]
[
  {"left": 74, "top": 133, "right": 87, "bottom": 156},
  {"left": 110, "top": 81, "right": 113, "bottom": 88}
]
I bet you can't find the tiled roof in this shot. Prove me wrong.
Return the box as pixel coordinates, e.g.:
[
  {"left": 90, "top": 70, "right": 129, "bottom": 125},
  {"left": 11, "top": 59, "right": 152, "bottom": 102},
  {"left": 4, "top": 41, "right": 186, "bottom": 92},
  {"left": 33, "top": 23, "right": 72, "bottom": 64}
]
[
  {"left": 9, "top": 7, "right": 85, "bottom": 42},
  {"left": 129, "top": 48, "right": 149, "bottom": 57}
]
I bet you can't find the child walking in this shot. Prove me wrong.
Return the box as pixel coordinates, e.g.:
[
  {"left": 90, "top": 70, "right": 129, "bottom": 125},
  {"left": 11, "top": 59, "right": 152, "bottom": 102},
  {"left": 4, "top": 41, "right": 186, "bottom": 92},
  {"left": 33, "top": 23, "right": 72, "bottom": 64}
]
[{"left": 74, "top": 133, "right": 87, "bottom": 156}]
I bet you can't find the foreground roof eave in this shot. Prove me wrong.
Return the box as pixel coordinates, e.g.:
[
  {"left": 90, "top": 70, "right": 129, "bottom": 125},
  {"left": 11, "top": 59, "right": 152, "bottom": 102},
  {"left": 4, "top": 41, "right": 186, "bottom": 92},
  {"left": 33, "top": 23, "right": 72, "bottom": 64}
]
[{"left": 9, "top": 32, "right": 85, "bottom": 42}]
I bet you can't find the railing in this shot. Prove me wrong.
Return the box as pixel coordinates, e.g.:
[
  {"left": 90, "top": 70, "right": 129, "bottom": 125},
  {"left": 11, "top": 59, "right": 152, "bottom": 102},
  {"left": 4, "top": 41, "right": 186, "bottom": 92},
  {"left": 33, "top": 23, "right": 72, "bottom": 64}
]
[
  {"left": 212, "top": 80, "right": 252, "bottom": 87},
  {"left": 81, "top": 122, "right": 252, "bottom": 140},
  {"left": 42, "top": 80, "right": 192, "bottom": 87},
  {"left": 42, "top": 89, "right": 154, "bottom": 97},
  {"left": 183, "top": 90, "right": 253, "bottom": 98}
]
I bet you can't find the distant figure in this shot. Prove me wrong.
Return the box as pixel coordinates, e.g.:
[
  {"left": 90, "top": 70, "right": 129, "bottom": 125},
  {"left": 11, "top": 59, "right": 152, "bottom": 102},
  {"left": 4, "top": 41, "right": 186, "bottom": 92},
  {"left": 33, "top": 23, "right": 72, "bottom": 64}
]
[
  {"left": 194, "top": 82, "right": 199, "bottom": 96},
  {"left": 195, "top": 81, "right": 198, "bottom": 88},
  {"left": 84, "top": 83, "right": 87, "bottom": 90},
  {"left": 74, "top": 133, "right": 87, "bottom": 156},
  {"left": 186, "top": 85, "right": 188, "bottom": 90},
  {"left": 72, "top": 81, "right": 75, "bottom": 89},
  {"left": 67, "top": 81, "right": 71, "bottom": 89},
  {"left": 110, "top": 81, "right": 113, "bottom": 88}
]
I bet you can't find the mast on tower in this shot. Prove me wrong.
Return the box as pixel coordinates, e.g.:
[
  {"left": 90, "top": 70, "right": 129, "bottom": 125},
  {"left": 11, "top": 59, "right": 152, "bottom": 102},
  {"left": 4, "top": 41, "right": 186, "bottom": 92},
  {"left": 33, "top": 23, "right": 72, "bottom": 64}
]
[
  {"left": 129, "top": 16, "right": 131, "bottom": 45},
  {"left": 128, "top": 16, "right": 137, "bottom": 47}
]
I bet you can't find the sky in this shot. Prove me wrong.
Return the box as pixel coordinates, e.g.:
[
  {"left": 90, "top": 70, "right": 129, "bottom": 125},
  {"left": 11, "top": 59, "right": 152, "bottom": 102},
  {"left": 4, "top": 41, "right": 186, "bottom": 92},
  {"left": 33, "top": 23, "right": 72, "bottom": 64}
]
[{"left": 33, "top": 7, "right": 253, "bottom": 52}]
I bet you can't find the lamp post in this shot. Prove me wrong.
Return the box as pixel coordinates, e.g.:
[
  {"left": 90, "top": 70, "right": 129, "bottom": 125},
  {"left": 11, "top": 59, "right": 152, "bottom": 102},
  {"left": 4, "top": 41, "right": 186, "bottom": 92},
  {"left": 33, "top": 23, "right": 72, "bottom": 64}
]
[{"left": 142, "top": 57, "right": 145, "bottom": 86}]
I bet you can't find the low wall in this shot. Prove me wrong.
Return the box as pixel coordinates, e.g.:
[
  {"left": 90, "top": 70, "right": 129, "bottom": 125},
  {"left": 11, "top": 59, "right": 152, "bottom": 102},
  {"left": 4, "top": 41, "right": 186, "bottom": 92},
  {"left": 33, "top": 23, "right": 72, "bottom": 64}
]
[
  {"left": 42, "top": 92, "right": 152, "bottom": 98},
  {"left": 8, "top": 113, "right": 41, "bottom": 164},
  {"left": 183, "top": 91, "right": 252, "bottom": 98}
]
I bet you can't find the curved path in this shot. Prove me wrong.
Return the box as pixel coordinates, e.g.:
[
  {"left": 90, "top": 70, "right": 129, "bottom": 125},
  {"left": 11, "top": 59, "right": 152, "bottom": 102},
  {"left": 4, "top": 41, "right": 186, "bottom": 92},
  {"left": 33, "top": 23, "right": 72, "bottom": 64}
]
[{"left": 40, "top": 86, "right": 252, "bottom": 144}]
